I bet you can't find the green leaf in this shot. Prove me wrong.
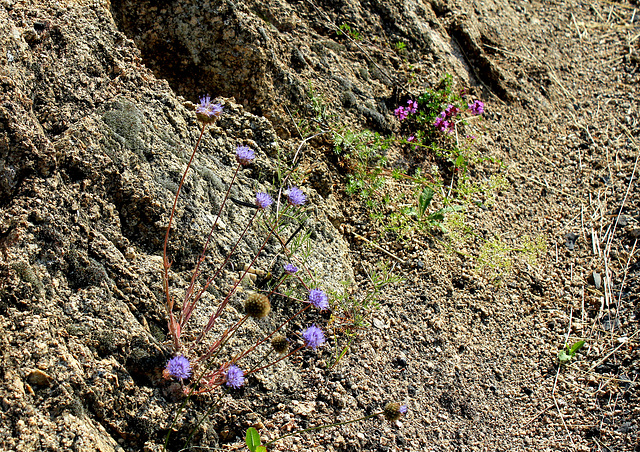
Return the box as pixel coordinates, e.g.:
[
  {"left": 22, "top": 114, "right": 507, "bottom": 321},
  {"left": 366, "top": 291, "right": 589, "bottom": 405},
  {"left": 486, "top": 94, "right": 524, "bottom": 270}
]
[
  {"left": 418, "top": 187, "right": 434, "bottom": 218},
  {"left": 569, "top": 340, "right": 585, "bottom": 355},
  {"left": 256, "top": 447, "right": 267, "bottom": 452},
  {"left": 557, "top": 349, "right": 571, "bottom": 363},
  {"left": 246, "top": 427, "right": 261, "bottom": 452},
  {"left": 428, "top": 212, "right": 445, "bottom": 221}
]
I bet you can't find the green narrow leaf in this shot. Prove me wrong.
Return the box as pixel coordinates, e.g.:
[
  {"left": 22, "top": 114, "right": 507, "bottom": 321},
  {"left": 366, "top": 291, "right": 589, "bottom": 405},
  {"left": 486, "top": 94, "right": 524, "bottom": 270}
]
[
  {"left": 569, "top": 340, "right": 585, "bottom": 355},
  {"left": 246, "top": 427, "right": 261, "bottom": 452},
  {"left": 418, "top": 187, "right": 434, "bottom": 218}
]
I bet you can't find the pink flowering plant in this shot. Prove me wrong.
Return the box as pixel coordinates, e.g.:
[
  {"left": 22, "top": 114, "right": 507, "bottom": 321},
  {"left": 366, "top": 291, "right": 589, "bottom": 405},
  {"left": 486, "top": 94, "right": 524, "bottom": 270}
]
[
  {"left": 160, "top": 95, "right": 338, "bottom": 450},
  {"left": 331, "top": 75, "right": 488, "bottom": 239},
  {"left": 383, "top": 75, "right": 488, "bottom": 235}
]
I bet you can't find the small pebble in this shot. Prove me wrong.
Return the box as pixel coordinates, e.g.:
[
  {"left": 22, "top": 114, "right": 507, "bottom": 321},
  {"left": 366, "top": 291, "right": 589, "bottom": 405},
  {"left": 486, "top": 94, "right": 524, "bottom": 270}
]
[{"left": 564, "top": 232, "right": 578, "bottom": 250}]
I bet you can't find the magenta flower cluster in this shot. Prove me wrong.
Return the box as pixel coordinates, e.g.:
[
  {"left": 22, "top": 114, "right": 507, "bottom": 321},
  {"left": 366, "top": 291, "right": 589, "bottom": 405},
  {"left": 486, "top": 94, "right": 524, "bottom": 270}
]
[
  {"left": 394, "top": 99, "right": 418, "bottom": 121},
  {"left": 433, "top": 100, "right": 484, "bottom": 133},
  {"left": 433, "top": 103, "right": 460, "bottom": 133},
  {"left": 433, "top": 115, "right": 453, "bottom": 133},
  {"left": 444, "top": 104, "right": 460, "bottom": 117},
  {"left": 468, "top": 100, "right": 485, "bottom": 115}
]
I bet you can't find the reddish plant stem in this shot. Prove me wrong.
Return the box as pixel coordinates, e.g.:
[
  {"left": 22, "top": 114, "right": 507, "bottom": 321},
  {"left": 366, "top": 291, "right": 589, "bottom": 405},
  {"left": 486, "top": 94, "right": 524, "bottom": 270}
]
[
  {"left": 192, "top": 213, "right": 280, "bottom": 347},
  {"left": 197, "top": 315, "right": 249, "bottom": 363},
  {"left": 266, "top": 276, "right": 287, "bottom": 297},
  {"left": 182, "top": 208, "right": 259, "bottom": 328},
  {"left": 245, "top": 344, "right": 305, "bottom": 375},
  {"left": 267, "top": 274, "right": 310, "bottom": 299},
  {"left": 163, "top": 123, "right": 206, "bottom": 349},
  {"left": 234, "top": 303, "right": 310, "bottom": 364},
  {"left": 180, "top": 164, "right": 241, "bottom": 326}
]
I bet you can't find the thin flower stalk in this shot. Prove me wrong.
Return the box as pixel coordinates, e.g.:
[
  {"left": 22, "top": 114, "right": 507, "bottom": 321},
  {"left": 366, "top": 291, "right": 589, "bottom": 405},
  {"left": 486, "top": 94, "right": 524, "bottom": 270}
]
[
  {"left": 163, "top": 123, "right": 207, "bottom": 348},
  {"left": 179, "top": 163, "right": 241, "bottom": 327},
  {"left": 163, "top": 359, "right": 227, "bottom": 451},
  {"left": 264, "top": 404, "right": 406, "bottom": 447},
  {"left": 245, "top": 344, "right": 305, "bottom": 376},
  {"left": 264, "top": 412, "right": 380, "bottom": 447},
  {"left": 182, "top": 389, "right": 228, "bottom": 449},
  {"left": 271, "top": 229, "right": 317, "bottom": 286},
  {"left": 192, "top": 208, "right": 285, "bottom": 347},
  {"left": 233, "top": 303, "right": 310, "bottom": 364},
  {"left": 181, "top": 207, "right": 260, "bottom": 329},
  {"left": 266, "top": 269, "right": 309, "bottom": 299},
  {"left": 195, "top": 314, "right": 249, "bottom": 362}
]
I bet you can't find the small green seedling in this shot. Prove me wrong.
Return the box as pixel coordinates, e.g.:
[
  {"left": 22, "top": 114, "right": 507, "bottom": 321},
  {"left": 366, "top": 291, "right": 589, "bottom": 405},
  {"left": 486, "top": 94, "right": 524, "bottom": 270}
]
[
  {"left": 558, "top": 340, "right": 585, "bottom": 364},
  {"left": 394, "top": 41, "right": 407, "bottom": 53},
  {"left": 417, "top": 186, "right": 434, "bottom": 218},
  {"left": 246, "top": 427, "right": 267, "bottom": 452}
]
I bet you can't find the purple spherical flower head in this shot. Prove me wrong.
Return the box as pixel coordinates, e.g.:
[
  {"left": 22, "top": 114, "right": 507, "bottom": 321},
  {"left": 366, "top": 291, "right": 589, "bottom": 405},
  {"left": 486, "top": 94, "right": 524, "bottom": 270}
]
[
  {"left": 225, "top": 365, "right": 245, "bottom": 389},
  {"left": 284, "top": 263, "right": 298, "bottom": 275},
  {"left": 308, "top": 288, "right": 329, "bottom": 310},
  {"left": 399, "top": 405, "right": 408, "bottom": 414},
  {"left": 255, "top": 192, "right": 273, "bottom": 209},
  {"left": 286, "top": 186, "right": 306, "bottom": 206},
  {"left": 166, "top": 355, "right": 191, "bottom": 380},
  {"left": 468, "top": 100, "right": 485, "bottom": 115},
  {"left": 196, "top": 96, "right": 223, "bottom": 121},
  {"left": 302, "top": 324, "right": 325, "bottom": 350},
  {"left": 236, "top": 145, "right": 255, "bottom": 165}
]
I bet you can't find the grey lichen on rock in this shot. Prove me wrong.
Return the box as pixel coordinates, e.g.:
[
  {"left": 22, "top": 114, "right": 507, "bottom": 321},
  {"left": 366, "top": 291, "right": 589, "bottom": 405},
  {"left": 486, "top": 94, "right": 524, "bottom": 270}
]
[{"left": 101, "top": 100, "right": 146, "bottom": 160}]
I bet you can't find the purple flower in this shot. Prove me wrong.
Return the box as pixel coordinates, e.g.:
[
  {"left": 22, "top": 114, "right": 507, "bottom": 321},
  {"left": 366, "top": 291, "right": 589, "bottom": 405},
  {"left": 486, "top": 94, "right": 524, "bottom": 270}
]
[
  {"left": 468, "top": 100, "right": 485, "bottom": 115},
  {"left": 308, "top": 288, "right": 329, "bottom": 310},
  {"left": 302, "top": 325, "right": 325, "bottom": 350},
  {"left": 166, "top": 355, "right": 191, "bottom": 380},
  {"left": 225, "top": 365, "right": 245, "bottom": 389},
  {"left": 394, "top": 106, "right": 408, "bottom": 121},
  {"left": 286, "top": 186, "right": 306, "bottom": 206},
  {"left": 284, "top": 263, "right": 298, "bottom": 275},
  {"left": 399, "top": 405, "right": 408, "bottom": 414},
  {"left": 407, "top": 136, "right": 415, "bottom": 143},
  {"left": 255, "top": 192, "right": 273, "bottom": 209},
  {"left": 236, "top": 146, "right": 255, "bottom": 165},
  {"left": 196, "top": 96, "right": 223, "bottom": 121},
  {"left": 433, "top": 116, "right": 451, "bottom": 133},
  {"left": 444, "top": 104, "right": 460, "bottom": 118},
  {"left": 406, "top": 99, "right": 418, "bottom": 114}
]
